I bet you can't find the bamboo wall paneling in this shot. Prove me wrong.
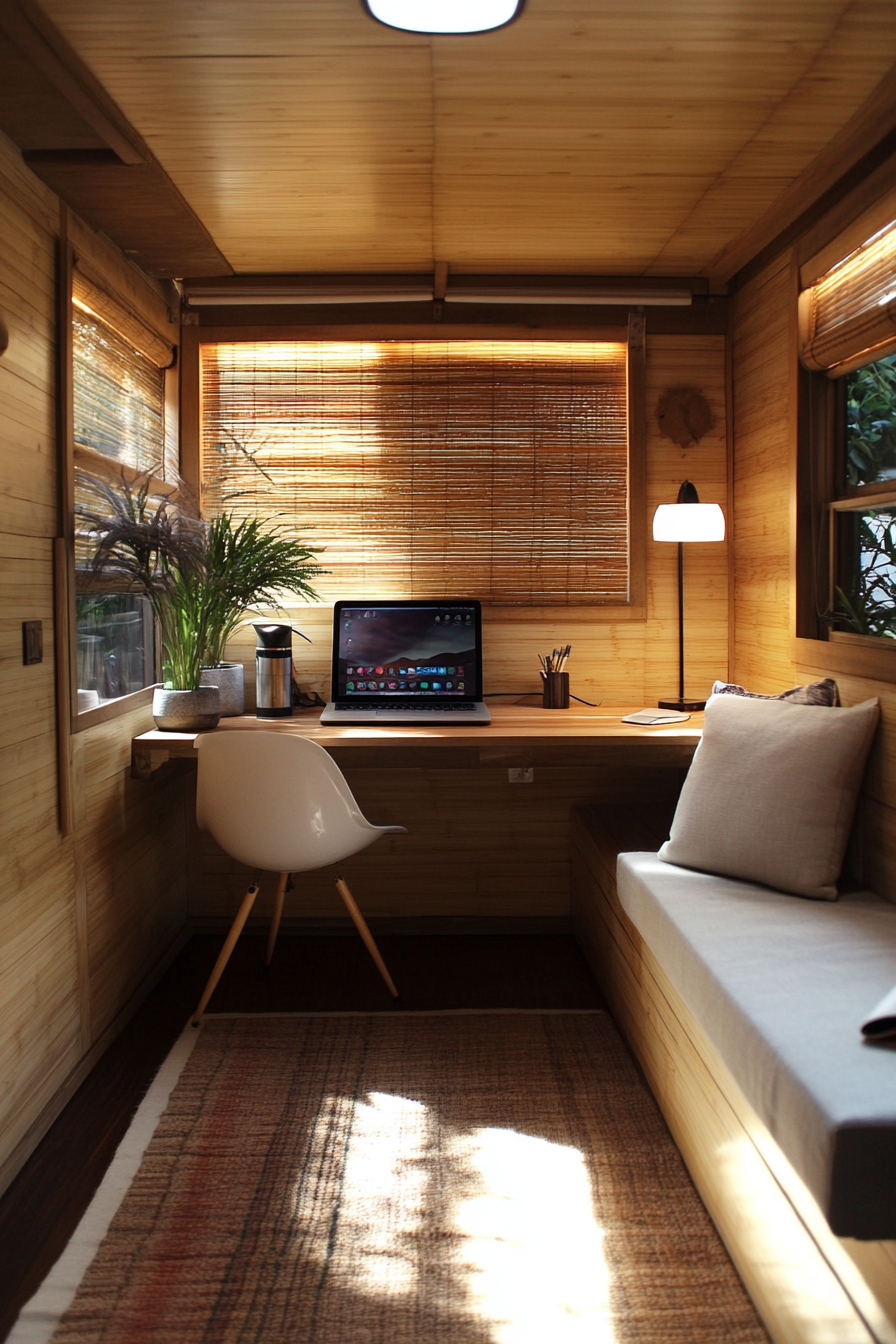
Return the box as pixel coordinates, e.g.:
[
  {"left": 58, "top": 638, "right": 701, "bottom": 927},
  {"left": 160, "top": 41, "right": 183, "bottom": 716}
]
[
  {"left": 627, "top": 312, "right": 647, "bottom": 611},
  {"left": 0, "top": 132, "right": 193, "bottom": 1198},
  {"left": 71, "top": 704, "right": 189, "bottom": 1039},
  {"left": 0, "top": 133, "right": 83, "bottom": 1189},
  {"left": 0, "top": 537, "right": 57, "bottom": 752},
  {"left": 730, "top": 252, "right": 798, "bottom": 693}
]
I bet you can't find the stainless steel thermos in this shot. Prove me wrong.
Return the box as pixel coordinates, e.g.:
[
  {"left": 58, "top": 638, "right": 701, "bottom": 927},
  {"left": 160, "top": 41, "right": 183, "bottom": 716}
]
[{"left": 253, "top": 623, "right": 310, "bottom": 718}]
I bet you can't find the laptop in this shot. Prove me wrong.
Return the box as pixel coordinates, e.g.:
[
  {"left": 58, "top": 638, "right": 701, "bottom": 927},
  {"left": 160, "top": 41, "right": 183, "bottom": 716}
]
[{"left": 320, "top": 599, "right": 491, "bottom": 725}]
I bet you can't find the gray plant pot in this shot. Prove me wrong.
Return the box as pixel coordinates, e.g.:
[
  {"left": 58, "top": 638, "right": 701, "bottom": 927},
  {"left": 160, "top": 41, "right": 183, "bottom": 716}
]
[
  {"left": 200, "top": 661, "right": 245, "bottom": 716},
  {"left": 152, "top": 685, "right": 222, "bottom": 731}
]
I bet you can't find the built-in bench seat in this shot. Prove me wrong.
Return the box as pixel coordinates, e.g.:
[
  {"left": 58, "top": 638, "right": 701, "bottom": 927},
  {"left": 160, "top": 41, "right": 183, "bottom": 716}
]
[
  {"left": 571, "top": 804, "right": 896, "bottom": 1344},
  {"left": 617, "top": 852, "right": 896, "bottom": 1240}
]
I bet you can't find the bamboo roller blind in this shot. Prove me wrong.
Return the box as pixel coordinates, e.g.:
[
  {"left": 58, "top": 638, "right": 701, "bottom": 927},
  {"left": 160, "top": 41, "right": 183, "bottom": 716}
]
[
  {"left": 201, "top": 341, "right": 630, "bottom": 605},
  {"left": 73, "top": 266, "right": 175, "bottom": 369},
  {"left": 73, "top": 309, "right": 167, "bottom": 575},
  {"left": 799, "top": 220, "right": 896, "bottom": 375}
]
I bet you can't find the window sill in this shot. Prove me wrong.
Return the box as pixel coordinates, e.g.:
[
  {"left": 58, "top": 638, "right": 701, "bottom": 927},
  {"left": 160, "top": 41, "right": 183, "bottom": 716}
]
[{"left": 72, "top": 684, "right": 159, "bottom": 734}]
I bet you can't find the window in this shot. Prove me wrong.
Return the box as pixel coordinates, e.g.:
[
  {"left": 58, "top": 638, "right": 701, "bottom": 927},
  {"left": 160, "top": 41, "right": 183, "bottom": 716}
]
[
  {"left": 199, "top": 339, "right": 635, "bottom": 607},
  {"left": 798, "top": 217, "right": 896, "bottom": 647},
  {"left": 71, "top": 266, "right": 175, "bottom": 711},
  {"left": 832, "top": 354, "right": 896, "bottom": 640}
]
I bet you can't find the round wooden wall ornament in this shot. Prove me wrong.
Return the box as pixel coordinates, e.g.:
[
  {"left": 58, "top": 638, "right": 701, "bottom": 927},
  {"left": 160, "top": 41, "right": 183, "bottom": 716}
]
[{"left": 656, "top": 386, "right": 713, "bottom": 447}]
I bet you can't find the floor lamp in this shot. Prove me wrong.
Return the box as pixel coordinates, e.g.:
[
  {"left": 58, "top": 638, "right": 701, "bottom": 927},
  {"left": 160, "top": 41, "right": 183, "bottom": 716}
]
[{"left": 653, "top": 481, "right": 726, "bottom": 712}]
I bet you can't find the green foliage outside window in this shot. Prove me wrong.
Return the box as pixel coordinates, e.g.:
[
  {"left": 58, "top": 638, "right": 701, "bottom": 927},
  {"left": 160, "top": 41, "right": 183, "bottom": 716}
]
[
  {"left": 836, "top": 353, "right": 896, "bottom": 638},
  {"left": 845, "top": 353, "right": 896, "bottom": 487}
]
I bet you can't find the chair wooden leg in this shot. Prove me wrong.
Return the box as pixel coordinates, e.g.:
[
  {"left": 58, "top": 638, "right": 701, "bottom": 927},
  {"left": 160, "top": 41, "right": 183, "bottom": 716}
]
[
  {"left": 335, "top": 875, "right": 398, "bottom": 998},
  {"left": 192, "top": 881, "right": 261, "bottom": 1025},
  {"left": 265, "top": 872, "right": 290, "bottom": 966}
]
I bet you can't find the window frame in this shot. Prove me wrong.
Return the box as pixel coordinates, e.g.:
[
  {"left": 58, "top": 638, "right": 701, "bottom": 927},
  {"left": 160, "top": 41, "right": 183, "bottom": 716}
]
[
  {"left": 179, "top": 312, "right": 648, "bottom": 622},
  {"left": 796, "top": 335, "right": 896, "bottom": 682},
  {"left": 57, "top": 218, "right": 180, "bottom": 738}
]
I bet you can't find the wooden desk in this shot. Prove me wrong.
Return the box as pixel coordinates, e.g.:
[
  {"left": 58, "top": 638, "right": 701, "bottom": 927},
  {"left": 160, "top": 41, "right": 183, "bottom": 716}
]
[
  {"left": 134, "top": 706, "right": 702, "bottom": 922},
  {"left": 132, "top": 704, "right": 702, "bottom": 778}
]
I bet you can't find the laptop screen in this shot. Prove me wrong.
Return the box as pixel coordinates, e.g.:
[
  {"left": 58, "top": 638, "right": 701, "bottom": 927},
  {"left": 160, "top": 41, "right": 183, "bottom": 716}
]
[{"left": 332, "top": 600, "right": 483, "bottom": 702}]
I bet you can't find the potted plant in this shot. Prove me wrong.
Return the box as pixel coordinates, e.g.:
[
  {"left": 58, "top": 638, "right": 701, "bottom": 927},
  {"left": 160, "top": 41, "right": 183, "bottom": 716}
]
[
  {"left": 77, "top": 468, "right": 325, "bottom": 727},
  {"left": 197, "top": 514, "right": 325, "bottom": 715},
  {"left": 77, "top": 468, "right": 224, "bottom": 729}
]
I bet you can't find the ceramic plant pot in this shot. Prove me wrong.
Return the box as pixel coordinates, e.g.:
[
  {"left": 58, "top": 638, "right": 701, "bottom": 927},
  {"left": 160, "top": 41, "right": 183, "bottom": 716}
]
[
  {"left": 152, "top": 685, "right": 222, "bottom": 731},
  {"left": 200, "top": 661, "right": 245, "bottom": 716}
]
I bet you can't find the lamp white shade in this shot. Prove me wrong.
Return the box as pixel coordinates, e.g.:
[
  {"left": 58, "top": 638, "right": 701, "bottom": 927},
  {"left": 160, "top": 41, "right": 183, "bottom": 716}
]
[
  {"left": 653, "top": 502, "right": 726, "bottom": 543},
  {"left": 366, "top": 0, "right": 520, "bottom": 32}
]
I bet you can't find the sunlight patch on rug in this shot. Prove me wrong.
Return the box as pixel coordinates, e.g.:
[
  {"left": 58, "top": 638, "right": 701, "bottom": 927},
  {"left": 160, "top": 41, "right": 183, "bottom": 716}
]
[
  {"left": 302, "top": 1091, "right": 614, "bottom": 1342},
  {"left": 452, "top": 1127, "right": 613, "bottom": 1343}
]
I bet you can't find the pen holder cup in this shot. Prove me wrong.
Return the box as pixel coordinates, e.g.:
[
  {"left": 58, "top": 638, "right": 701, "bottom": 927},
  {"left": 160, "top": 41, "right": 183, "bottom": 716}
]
[{"left": 542, "top": 671, "right": 570, "bottom": 709}]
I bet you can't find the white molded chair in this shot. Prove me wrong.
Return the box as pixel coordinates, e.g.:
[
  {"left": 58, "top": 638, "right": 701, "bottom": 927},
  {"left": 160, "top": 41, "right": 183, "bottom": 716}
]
[{"left": 191, "top": 730, "right": 406, "bottom": 1023}]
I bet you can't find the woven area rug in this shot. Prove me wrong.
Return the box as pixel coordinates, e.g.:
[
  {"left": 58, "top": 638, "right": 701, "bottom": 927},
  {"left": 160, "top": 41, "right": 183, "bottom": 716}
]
[{"left": 15, "top": 1012, "right": 768, "bottom": 1344}]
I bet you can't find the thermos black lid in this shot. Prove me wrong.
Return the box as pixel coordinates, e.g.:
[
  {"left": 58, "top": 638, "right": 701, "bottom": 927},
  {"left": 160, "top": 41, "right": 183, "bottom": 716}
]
[
  {"left": 252, "top": 622, "right": 312, "bottom": 650},
  {"left": 253, "top": 622, "right": 293, "bottom": 650}
]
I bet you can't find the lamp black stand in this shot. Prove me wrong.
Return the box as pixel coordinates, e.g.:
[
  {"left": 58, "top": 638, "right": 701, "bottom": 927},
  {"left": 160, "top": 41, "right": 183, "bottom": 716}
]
[
  {"left": 658, "top": 538, "right": 706, "bottom": 712},
  {"left": 657, "top": 479, "right": 707, "bottom": 712}
]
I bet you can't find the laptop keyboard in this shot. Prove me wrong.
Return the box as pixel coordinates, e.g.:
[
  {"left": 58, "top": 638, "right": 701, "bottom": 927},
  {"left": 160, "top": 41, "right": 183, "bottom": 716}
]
[{"left": 334, "top": 702, "right": 478, "bottom": 712}]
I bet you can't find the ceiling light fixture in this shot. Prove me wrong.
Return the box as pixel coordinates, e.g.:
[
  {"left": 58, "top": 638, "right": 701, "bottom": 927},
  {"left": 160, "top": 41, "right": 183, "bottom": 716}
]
[{"left": 363, "top": 0, "right": 523, "bottom": 35}]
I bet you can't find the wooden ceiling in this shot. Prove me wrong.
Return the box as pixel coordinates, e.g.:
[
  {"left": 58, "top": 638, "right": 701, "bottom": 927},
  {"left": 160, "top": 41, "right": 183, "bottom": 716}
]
[{"left": 7, "top": 0, "right": 896, "bottom": 281}]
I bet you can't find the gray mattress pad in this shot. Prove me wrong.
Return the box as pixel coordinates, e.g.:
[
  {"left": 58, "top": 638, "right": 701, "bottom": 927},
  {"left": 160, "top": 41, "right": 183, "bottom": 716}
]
[{"left": 616, "top": 852, "right": 896, "bottom": 1239}]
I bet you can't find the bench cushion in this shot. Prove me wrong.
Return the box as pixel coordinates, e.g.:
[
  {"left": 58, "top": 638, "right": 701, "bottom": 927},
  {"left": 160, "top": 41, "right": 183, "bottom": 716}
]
[{"left": 617, "top": 852, "right": 896, "bottom": 1238}]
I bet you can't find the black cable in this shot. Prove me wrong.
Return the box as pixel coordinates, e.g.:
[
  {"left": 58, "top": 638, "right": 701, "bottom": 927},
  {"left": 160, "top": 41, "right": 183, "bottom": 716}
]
[{"left": 484, "top": 691, "right": 603, "bottom": 707}]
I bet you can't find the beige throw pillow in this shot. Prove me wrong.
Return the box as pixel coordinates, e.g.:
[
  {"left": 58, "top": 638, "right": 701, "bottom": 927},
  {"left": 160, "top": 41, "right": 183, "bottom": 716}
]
[{"left": 658, "top": 694, "right": 880, "bottom": 899}]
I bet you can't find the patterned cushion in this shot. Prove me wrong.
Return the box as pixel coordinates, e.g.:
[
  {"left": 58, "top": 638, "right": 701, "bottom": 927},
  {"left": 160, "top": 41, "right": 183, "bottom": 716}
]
[{"left": 711, "top": 677, "right": 839, "bottom": 706}]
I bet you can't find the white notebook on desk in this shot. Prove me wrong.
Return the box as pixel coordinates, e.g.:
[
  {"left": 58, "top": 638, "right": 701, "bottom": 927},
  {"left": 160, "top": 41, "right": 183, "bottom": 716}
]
[{"left": 621, "top": 709, "right": 691, "bottom": 725}]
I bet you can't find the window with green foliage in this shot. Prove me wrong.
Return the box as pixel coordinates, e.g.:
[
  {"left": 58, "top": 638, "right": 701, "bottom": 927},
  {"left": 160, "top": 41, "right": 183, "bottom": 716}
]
[
  {"left": 844, "top": 354, "right": 896, "bottom": 487},
  {"left": 833, "top": 354, "right": 896, "bottom": 641},
  {"left": 73, "top": 304, "right": 167, "bottom": 707}
]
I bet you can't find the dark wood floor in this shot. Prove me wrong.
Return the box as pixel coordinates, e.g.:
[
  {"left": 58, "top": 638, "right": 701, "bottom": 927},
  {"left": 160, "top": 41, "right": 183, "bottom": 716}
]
[{"left": 0, "top": 931, "right": 604, "bottom": 1340}]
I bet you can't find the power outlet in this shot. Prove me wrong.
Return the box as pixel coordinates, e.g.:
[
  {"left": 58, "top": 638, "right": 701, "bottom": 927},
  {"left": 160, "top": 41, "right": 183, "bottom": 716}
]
[{"left": 507, "top": 767, "right": 534, "bottom": 783}]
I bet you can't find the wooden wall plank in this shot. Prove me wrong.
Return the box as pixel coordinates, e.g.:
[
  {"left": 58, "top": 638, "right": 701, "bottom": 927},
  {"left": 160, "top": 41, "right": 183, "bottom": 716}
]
[
  {"left": 0, "top": 130, "right": 191, "bottom": 1195},
  {"left": 731, "top": 253, "right": 797, "bottom": 693}
]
